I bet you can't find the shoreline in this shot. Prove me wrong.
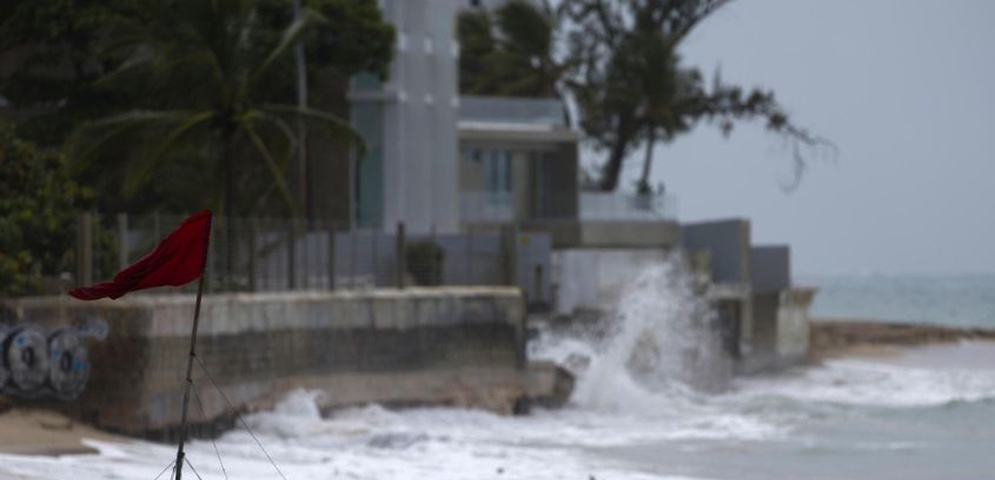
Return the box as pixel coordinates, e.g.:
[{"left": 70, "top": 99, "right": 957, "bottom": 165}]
[
  {"left": 3, "top": 318, "right": 995, "bottom": 458},
  {"left": 0, "top": 403, "right": 129, "bottom": 456},
  {"left": 810, "top": 318, "right": 995, "bottom": 362}
]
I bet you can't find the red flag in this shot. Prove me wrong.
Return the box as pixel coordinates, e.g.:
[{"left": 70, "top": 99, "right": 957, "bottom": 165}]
[{"left": 69, "top": 210, "right": 213, "bottom": 300}]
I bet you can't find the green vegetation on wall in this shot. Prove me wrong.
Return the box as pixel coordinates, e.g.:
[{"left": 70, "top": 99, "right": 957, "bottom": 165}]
[
  {"left": 0, "top": 122, "right": 90, "bottom": 296},
  {"left": 406, "top": 240, "right": 445, "bottom": 287}
]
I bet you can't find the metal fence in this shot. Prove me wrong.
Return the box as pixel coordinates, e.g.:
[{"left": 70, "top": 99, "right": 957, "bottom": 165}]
[{"left": 74, "top": 212, "right": 553, "bottom": 305}]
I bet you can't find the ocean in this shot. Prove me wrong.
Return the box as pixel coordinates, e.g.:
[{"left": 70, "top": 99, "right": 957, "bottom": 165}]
[
  {"left": 2, "top": 271, "right": 994, "bottom": 479},
  {"left": 801, "top": 273, "right": 995, "bottom": 328}
]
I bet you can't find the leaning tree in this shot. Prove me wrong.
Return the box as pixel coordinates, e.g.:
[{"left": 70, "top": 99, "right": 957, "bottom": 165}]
[{"left": 458, "top": 0, "right": 833, "bottom": 192}]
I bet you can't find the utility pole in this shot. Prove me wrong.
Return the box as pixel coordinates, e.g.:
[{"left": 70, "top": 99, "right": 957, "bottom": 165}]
[{"left": 292, "top": 0, "right": 309, "bottom": 220}]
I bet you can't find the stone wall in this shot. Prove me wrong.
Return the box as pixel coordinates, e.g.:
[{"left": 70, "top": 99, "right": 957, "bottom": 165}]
[{"left": 0, "top": 288, "right": 525, "bottom": 437}]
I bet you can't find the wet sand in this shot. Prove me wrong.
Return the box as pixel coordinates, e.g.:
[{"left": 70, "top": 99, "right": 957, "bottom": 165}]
[
  {"left": 810, "top": 318, "right": 995, "bottom": 362},
  {"left": 0, "top": 401, "right": 127, "bottom": 456}
]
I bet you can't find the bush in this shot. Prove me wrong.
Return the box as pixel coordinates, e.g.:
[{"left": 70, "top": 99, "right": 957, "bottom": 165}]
[
  {"left": 405, "top": 240, "right": 445, "bottom": 286},
  {"left": 0, "top": 122, "right": 94, "bottom": 296}
]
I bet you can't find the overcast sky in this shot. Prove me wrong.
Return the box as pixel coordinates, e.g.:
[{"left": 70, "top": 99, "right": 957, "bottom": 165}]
[{"left": 593, "top": 0, "right": 995, "bottom": 275}]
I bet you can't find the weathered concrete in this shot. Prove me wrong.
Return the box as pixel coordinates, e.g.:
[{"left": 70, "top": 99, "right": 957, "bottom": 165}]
[
  {"left": 738, "top": 287, "right": 816, "bottom": 373},
  {"left": 522, "top": 220, "right": 681, "bottom": 250},
  {"left": 750, "top": 245, "right": 791, "bottom": 293},
  {"left": 681, "top": 219, "right": 751, "bottom": 284},
  {"left": 1, "top": 287, "right": 527, "bottom": 437}
]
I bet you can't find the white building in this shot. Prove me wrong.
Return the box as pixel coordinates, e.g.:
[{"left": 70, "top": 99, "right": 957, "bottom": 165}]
[{"left": 349, "top": 0, "right": 461, "bottom": 233}]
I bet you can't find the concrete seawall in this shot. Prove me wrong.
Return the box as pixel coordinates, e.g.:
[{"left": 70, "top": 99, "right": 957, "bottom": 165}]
[{"left": 1, "top": 288, "right": 527, "bottom": 438}]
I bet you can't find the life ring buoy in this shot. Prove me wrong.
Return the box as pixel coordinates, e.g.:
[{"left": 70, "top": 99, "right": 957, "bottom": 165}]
[
  {"left": 48, "top": 328, "right": 90, "bottom": 400},
  {"left": 0, "top": 325, "right": 9, "bottom": 389},
  {"left": 3, "top": 325, "right": 50, "bottom": 395}
]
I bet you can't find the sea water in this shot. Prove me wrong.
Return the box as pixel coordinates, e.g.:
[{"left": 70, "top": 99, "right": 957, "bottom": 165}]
[
  {"left": 3, "top": 270, "right": 995, "bottom": 479},
  {"left": 801, "top": 273, "right": 995, "bottom": 328}
]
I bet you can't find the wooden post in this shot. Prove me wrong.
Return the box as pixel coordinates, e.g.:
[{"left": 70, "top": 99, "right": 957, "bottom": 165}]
[
  {"left": 503, "top": 225, "right": 518, "bottom": 286},
  {"left": 533, "top": 264, "right": 544, "bottom": 303},
  {"left": 327, "top": 221, "right": 337, "bottom": 290},
  {"left": 247, "top": 218, "right": 257, "bottom": 292},
  {"left": 395, "top": 222, "right": 406, "bottom": 289},
  {"left": 77, "top": 212, "right": 93, "bottom": 287},
  {"left": 349, "top": 227, "right": 357, "bottom": 289},
  {"left": 465, "top": 229, "right": 473, "bottom": 284},
  {"left": 117, "top": 213, "right": 128, "bottom": 270},
  {"left": 287, "top": 220, "right": 296, "bottom": 290},
  {"left": 372, "top": 230, "right": 380, "bottom": 287}
]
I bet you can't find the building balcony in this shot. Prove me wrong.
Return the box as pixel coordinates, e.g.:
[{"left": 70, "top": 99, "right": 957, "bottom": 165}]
[
  {"left": 578, "top": 192, "right": 678, "bottom": 221},
  {"left": 460, "top": 191, "right": 515, "bottom": 223}
]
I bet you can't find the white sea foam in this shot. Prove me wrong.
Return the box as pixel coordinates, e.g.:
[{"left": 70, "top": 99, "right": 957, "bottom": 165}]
[
  {"left": 7, "top": 266, "right": 994, "bottom": 479},
  {"left": 730, "top": 357, "right": 995, "bottom": 408}
]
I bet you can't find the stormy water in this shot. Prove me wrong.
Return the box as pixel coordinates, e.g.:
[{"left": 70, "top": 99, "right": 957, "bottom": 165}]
[{"left": 3, "top": 266, "right": 995, "bottom": 479}]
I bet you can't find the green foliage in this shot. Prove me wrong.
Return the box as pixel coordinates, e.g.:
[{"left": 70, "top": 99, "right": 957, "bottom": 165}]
[
  {"left": 1, "top": 0, "right": 394, "bottom": 214},
  {"left": 457, "top": 9, "right": 497, "bottom": 94},
  {"left": 0, "top": 122, "right": 90, "bottom": 296},
  {"left": 458, "top": 1, "right": 574, "bottom": 107},
  {"left": 0, "top": 0, "right": 144, "bottom": 145},
  {"left": 405, "top": 240, "right": 445, "bottom": 287},
  {"left": 63, "top": 0, "right": 381, "bottom": 218}
]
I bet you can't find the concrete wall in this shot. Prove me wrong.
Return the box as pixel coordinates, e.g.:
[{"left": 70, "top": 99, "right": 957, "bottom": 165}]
[
  {"left": 739, "top": 287, "right": 816, "bottom": 373},
  {"left": 751, "top": 245, "right": 791, "bottom": 293},
  {"left": 681, "top": 219, "right": 750, "bottom": 284},
  {"left": 777, "top": 287, "right": 816, "bottom": 362},
  {"left": 524, "top": 220, "right": 681, "bottom": 250},
  {"left": 1, "top": 288, "right": 525, "bottom": 436}
]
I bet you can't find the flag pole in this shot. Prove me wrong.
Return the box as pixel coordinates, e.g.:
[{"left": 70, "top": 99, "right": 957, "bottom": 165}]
[{"left": 173, "top": 273, "right": 206, "bottom": 480}]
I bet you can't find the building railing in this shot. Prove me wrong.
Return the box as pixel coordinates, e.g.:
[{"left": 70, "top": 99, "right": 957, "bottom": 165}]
[
  {"left": 460, "top": 190, "right": 678, "bottom": 224},
  {"left": 68, "top": 213, "right": 553, "bottom": 306},
  {"left": 460, "top": 191, "right": 514, "bottom": 223},
  {"left": 579, "top": 192, "right": 678, "bottom": 221},
  {"left": 459, "top": 95, "right": 566, "bottom": 127}
]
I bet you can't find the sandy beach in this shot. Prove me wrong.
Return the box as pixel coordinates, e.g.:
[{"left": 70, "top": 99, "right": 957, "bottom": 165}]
[{"left": 0, "top": 402, "right": 128, "bottom": 456}]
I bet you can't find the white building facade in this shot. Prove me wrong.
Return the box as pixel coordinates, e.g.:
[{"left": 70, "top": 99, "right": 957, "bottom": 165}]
[{"left": 349, "top": 0, "right": 461, "bottom": 233}]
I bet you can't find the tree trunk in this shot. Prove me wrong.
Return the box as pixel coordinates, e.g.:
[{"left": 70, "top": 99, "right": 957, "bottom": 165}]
[
  {"left": 598, "top": 119, "right": 639, "bottom": 192},
  {"left": 222, "top": 124, "right": 236, "bottom": 281},
  {"left": 639, "top": 126, "right": 656, "bottom": 191},
  {"left": 598, "top": 141, "right": 626, "bottom": 192}
]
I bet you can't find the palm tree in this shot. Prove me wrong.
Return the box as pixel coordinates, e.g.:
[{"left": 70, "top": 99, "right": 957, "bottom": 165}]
[
  {"left": 69, "top": 0, "right": 360, "bottom": 217},
  {"left": 458, "top": 0, "right": 577, "bottom": 123},
  {"left": 67, "top": 0, "right": 363, "bottom": 278}
]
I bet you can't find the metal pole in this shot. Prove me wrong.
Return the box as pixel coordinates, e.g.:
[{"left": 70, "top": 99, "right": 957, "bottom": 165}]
[
  {"left": 173, "top": 275, "right": 206, "bottom": 480},
  {"left": 292, "top": 0, "right": 309, "bottom": 218}
]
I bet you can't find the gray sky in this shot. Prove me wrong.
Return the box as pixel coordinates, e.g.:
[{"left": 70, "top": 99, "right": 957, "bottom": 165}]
[{"left": 591, "top": 0, "right": 995, "bottom": 275}]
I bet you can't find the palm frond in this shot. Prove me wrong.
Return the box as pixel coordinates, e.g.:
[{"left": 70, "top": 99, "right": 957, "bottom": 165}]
[
  {"left": 66, "top": 110, "right": 209, "bottom": 169},
  {"left": 260, "top": 103, "right": 366, "bottom": 158},
  {"left": 245, "top": 8, "right": 324, "bottom": 94},
  {"left": 123, "top": 110, "right": 216, "bottom": 198},
  {"left": 244, "top": 124, "right": 297, "bottom": 217}
]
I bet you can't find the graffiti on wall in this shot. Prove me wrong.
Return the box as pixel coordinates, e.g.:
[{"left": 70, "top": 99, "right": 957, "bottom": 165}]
[{"left": 0, "top": 319, "right": 107, "bottom": 400}]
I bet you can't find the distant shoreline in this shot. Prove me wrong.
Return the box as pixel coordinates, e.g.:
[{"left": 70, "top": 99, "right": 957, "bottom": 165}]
[{"left": 810, "top": 318, "right": 995, "bottom": 362}]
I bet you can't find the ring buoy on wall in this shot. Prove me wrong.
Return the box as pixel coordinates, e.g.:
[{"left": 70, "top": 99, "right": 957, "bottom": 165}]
[
  {"left": 3, "top": 325, "right": 50, "bottom": 396},
  {"left": 0, "top": 325, "right": 9, "bottom": 389},
  {"left": 47, "top": 328, "right": 90, "bottom": 400}
]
